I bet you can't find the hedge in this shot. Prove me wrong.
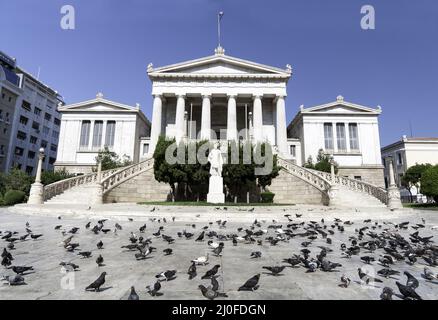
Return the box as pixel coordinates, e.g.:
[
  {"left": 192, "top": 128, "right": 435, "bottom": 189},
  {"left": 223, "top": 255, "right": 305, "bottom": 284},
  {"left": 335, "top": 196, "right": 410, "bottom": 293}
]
[{"left": 3, "top": 190, "right": 26, "bottom": 206}]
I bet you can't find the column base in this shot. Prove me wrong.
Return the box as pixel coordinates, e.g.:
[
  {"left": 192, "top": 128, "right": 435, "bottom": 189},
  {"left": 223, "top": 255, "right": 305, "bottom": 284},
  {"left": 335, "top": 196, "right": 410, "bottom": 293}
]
[
  {"left": 328, "top": 185, "right": 342, "bottom": 207},
  {"left": 28, "top": 182, "right": 44, "bottom": 205},
  {"left": 207, "top": 176, "right": 225, "bottom": 204},
  {"left": 387, "top": 185, "right": 403, "bottom": 210}
]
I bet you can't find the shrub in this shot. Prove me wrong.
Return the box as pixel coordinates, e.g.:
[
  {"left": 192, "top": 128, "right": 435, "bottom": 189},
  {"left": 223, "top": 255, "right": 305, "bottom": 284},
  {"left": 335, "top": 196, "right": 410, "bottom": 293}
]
[
  {"left": 3, "top": 190, "right": 26, "bottom": 206},
  {"left": 421, "top": 165, "right": 438, "bottom": 203},
  {"left": 0, "top": 193, "right": 4, "bottom": 206},
  {"left": 41, "top": 169, "right": 74, "bottom": 186},
  {"left": 260, "top": 191, "right": 275, "bottom": 203},
  {"left": 0, "top": 168, "right": 33, "bottom": 194}
]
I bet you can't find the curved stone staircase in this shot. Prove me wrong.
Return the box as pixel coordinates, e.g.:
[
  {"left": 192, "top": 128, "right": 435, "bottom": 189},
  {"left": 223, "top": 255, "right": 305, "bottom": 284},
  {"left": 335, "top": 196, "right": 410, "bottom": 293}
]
[{"left": 43, "top": 156, "right": 388, "bottom": 208}]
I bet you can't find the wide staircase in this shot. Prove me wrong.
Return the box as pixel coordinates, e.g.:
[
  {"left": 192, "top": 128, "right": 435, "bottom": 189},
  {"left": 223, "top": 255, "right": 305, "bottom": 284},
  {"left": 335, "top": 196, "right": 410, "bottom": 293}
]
[{"left": 43, "top": 157, "right": 388, "bottom": 207}]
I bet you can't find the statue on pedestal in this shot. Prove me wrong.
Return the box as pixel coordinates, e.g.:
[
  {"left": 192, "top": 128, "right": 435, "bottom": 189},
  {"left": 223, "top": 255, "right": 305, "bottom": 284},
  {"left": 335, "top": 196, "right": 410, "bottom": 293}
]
[{"left": 207, "top": 143, "right": 225, "bottom": 204}]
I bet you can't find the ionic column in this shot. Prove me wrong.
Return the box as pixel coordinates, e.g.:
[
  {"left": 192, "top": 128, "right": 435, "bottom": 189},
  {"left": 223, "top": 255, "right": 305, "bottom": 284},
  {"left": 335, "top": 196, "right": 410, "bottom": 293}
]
[
  {"left": 227, "top": 95, "right": 237, "bottom": 141},
  {"left": 275, "top": 95, "right": 288, "bottom": 155},
  {"left": 252, "top": 95, "right": 263, "bottom": 143},
  {"left": 150, "top": 94, "right": 163, "bottom": 152},
  {"left": 387, "top": 156, "right": 403, "bottom": 210},
  {"left": 201, "top": 95, "right": 211, "bottom": 140},
  {"left": 175, "top": 94, "right": 186, "bottom": 143}
]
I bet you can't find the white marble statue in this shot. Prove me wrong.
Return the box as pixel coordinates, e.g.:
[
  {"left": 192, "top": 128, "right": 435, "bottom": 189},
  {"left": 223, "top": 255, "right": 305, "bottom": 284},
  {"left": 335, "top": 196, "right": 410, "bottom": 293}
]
[{"left": 208, "top": 142, "right": 224, "bottom": 177}]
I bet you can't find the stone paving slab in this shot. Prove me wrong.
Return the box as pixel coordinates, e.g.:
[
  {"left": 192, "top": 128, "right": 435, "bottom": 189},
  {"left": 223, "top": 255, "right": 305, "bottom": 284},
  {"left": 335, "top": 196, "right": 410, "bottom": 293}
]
[{"left": 0, "top": 205, "right": 437, "bottom": 300}]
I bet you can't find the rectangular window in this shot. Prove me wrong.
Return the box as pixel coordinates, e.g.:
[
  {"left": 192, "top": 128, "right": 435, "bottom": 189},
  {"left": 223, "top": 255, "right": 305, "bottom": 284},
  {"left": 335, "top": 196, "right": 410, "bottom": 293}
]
[
  {"left": 28, "top": 151, "right": 36, "bottom": 159},
  {"left": 32, "top": 121, "right": 40, "bottom": 131},
  {"left": 92, "top": 121, "right": 103, "bottom": 148},
  {"left": 15, "top": 147, "right": 24, "bottom": 156},
  {"left": 52, "top": 131, "right": 59, "bottom": 139},
  {"left": 44, "top": 113, "right": 52, "bottom": 121},
  {"left": 30, "top": 136, "right": 38, "bottom": 144},
  {"left": 41, "top": 140, "right": 48, "bottom": 148},
  {"left": 50, "top": 144, "right": 57, "bottom": 152},
  {"left": 397, "top": 153, "right": 403, "bottom": 165},
  {"left": 19, "top": 116, "right": 29, "bottom": 125},
  {"left": 349, "top": 123, "right": 359, "bottom": 151},
  {"left": 290, "top": 145, "right": 296, "bottom": 157},
  {"left": 54, "top": 118, "right": 61, "bottom": 126},
  {"left": 34, "top": 107, "right": 42, "bottom": 116},
  {"left": 324, "top": 123, "right": 333, "bottom": 150},
  {"left": 21, "top": 100, "right": 31, "bottom": 111},
  {"left": 143, "top": 143, "right": 149, "bottom": 155},
  {"left": 17, "top": 131, "right": 27, "bottom": 140},
  {"left": 80, "top": 121, "right": 91, "bottom": 147},
  {"left": 49, "top": 157, "right": 56, "bottom": 165},
  {"left": 43, "top": 126, "right": 50, "bottom": 135},
  {"left": 25, "top": 166, "right": 33, "bottom": 175},
  {"left": 105, "top": 121, "right": 116, "bottom": 147},
  {"left": 336, "top": 123, "right": 346, "bottom": 151}
]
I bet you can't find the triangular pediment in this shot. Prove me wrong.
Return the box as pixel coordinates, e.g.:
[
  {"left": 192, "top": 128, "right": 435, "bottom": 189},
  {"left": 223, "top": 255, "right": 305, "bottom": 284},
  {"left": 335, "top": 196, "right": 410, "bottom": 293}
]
[
  {"left": 148, "top": 52, "right": 291, "bottom": 77},
  {"left": 59, "top": 97, "right": 138, "bottom": 113},
  {"left": 302, "top": 97, "right": 381, "bottom": 115}
]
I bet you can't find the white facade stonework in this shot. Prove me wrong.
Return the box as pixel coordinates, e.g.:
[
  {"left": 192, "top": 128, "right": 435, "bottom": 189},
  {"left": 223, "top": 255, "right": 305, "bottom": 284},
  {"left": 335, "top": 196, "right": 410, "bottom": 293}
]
[
  {"left": 287, "top": 96, "right": 384, "bottom": 187},
  {"left": 54, "top": 94, "right": 150, "bottom": 174},
  {"left": 381, "top": 136, "right": 438, "bottom": 189}
]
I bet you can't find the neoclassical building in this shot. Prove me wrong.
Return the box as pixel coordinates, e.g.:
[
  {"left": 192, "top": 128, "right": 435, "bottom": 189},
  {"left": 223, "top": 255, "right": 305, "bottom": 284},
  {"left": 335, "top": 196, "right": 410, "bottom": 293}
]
[
  {"left": 147, "top": 46, "right": 292, "bottom": 158},
  {"left": 51, "top": 47, "right": 389, "bottom": 206}
]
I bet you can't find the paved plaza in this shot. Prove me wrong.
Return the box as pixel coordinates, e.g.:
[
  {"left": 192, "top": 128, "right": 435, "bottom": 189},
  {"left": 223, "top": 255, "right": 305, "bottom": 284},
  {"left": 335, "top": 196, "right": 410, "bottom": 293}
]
[{"left": 0, "top": 204, "right": 437, "bottom": 300}]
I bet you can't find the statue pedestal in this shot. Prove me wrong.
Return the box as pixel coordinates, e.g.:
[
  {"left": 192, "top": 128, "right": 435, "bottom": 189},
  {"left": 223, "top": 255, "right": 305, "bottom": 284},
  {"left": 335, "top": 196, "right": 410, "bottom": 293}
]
[{"left": 207, "top": 176, "right": 225, "bottom": 204}]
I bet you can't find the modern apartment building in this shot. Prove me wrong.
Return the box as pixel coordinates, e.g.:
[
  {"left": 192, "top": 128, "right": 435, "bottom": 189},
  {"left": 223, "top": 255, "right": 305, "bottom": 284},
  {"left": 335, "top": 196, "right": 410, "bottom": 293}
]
[{"left": 0, "top": 50, "right": 64, "bottom": 175}]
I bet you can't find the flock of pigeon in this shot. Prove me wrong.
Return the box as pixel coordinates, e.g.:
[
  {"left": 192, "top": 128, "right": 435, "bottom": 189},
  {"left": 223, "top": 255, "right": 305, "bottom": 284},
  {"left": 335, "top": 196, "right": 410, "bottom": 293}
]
[{"left": 1, "top": 206, "right": 438, "bottom": 300}]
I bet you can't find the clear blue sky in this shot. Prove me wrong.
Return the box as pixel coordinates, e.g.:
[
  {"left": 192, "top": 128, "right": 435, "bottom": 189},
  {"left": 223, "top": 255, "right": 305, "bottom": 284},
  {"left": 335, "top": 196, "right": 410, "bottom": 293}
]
[{"left": 1, "top": 0, "right": 437, "bottom": 146}]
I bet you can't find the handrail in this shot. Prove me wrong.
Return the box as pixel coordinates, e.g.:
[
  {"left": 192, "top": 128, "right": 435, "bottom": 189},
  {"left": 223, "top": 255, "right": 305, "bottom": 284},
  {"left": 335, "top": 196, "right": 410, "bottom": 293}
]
[
  {"left": 43, "top": 167, "right": 121, "bottom": 201},
  {"left": 277, "top": 158, "right": 332, "bottom": 193},
  {"left": 309, "top": 169, "right": 388, "bottom": 204},
  {"left": 101, "top": 158, "right": 155, "bottom": 195}
]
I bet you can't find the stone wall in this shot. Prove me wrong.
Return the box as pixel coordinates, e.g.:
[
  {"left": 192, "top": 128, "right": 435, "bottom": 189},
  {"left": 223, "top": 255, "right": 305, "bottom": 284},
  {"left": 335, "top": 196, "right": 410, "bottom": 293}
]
[
  {"left": 337, "top": 166, "right": 385, "bottom": 188},
  {"left": 104, "top": 168, "right": 171, "bottom": 203},
  {"left": 269, "top": 168, "right": 328, "bottom": 205}
]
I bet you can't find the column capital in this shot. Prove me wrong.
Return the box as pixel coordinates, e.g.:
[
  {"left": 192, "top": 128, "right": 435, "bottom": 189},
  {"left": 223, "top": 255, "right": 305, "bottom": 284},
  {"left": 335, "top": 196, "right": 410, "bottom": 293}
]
[
  {"left": 274, "top": 95, "right": 285, "bottom": 102},
  {"left": 152, "top": 94, "right": 162, "bottom": 99}
]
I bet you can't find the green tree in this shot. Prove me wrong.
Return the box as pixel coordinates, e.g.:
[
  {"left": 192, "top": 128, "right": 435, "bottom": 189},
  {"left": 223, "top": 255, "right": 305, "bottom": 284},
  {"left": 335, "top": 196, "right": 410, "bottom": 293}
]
[
  {"left": 0, "top": 168, "right": 33, "bottom": 195},
  {"left": 420, "top": 165, "right": 438, "bottom": 203},
  {"left": 41, "top": 168, "right": 75, "bottom": 186},
  {"left": 401, "top": 163, "right": 432, "bottom": 201},
  {"left": 95, "top": 147, "right": 132, "bottom": 171},
  {"left": 153, "top": 136, "right": 187, "bottom": 201}
]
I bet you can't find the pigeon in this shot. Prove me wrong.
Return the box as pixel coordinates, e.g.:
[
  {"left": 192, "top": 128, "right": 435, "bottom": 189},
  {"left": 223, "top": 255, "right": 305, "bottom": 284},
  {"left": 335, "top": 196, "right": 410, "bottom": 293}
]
[
  {"left": 96, "top": 254, "right": 104, "bottom": 267},
  {"left": 321, "top": 260, "right": 342, "bottom": 272},
  {"left": 97, "top": 240, "right": 103, "bottom": 250},
  {"left": 198, "top": 285, "right": 228, "bottom": 300},
  {"left": 208, "top": 241, "right": 221, "bottom": 249},
  {"left": 404, "top": 271, "right": 419, "bottom": 289},
  {"left": 156, "top": 270, "right": 177, "bottom": 282},
  {"left": 2, "top": 275, "right": 25, "bottom": 286},
  {"left": 192, "top": 253, "right": 209, "bottom": 266},
  {"left": 211, "top": 276, "right": 220, "bottom": 291},
  {"left": 54, "top": 225, "right": 62, "bottom": 230},
  {"left": 358, "top": 268, "right": 383, "bottom": 284},
  {"left": 2, "top": 256, "right": 12, "bottom": 267},
  {"left": 30, "top": 234, "right": 43, "bottom": 240},
  {"left": 187, "top": 261, "right": 197, "bottom": 280},
  {"left": 339, "top": 275, "right": 351, "bottom": 288},
  {"left": 68, "top": 227, "right": 80, "bottom": 234},
  {"left": 396, "top": 281, "right": 422, "bottom": 300},
  {"left": 78, "top": 251, "right": 92, "bottom": 258},
  {"left": 85, "top": 222, "right": 91, "bottom": 229},
  {"left": 380, "top": 287, "right": 394, "bottom": 300},
  {"left": 163, "top": 248, "right": 173, "bottom": 256},
  {"left": 423, "top": 267, "right": 437, "bottom": 281},
  {"left": 59, "top": 262, "right": 80, "bottom": 271},
  {"left": 238, "top": 274, "right": 260, "bottom": 291},
  {"left": 128, "top": 286, "right": 139, "bottom": 300},
  {"left": 360, "top": 256, "right": 375, "bottom": 264},
  {"left": 250, "top": 251, "right": 262, "bottom": 259},
  {"left": 12, "top": 266, "right": 34, "bottom": 275},
  {"left": 146, "top": 281, "right": 161, "bottom": 296},
  {"left": 201, "top": 265, "right": 220, "bottom": 279},
  {"left": 85, "top": 272, "right": 107, "bottom": 292},
  {"left": 195, "top": 231, "right": 205, "bottom": 242},
  {"left": 115, "top": 223, "right": 123, "bottom": 230},
  {"left": 282, "top": 257, "right": 301, "bottom": 267},
  {"left": 377, "top": 268, "right": 400, "bottom": 278},
  {"left": 212, "top": 245, "right": 223, "bottom": 257},
  {"left": 139, "top": 224, "right": 147, "bottom": 233},
  {"left": 262, "top": 266, "right": 285, "bottom": 276}
]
